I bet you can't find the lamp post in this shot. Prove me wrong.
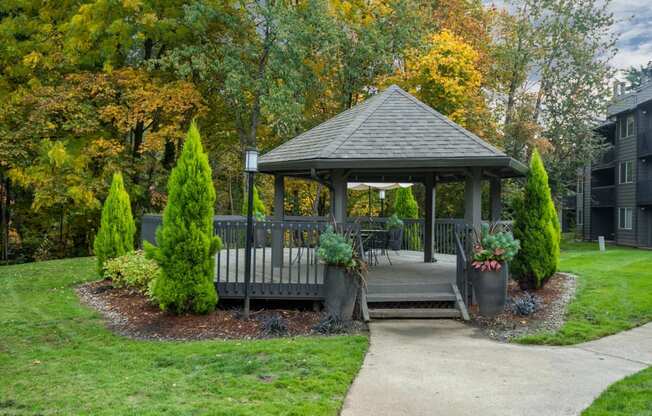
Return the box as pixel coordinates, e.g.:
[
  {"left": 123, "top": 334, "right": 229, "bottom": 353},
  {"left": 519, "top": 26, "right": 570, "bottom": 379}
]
[
  {"left": 243, "top": 147, "right": 258, "bottom": 319},
  {"left": 379, "top": 189, "right": 385, "bottom": 218}
]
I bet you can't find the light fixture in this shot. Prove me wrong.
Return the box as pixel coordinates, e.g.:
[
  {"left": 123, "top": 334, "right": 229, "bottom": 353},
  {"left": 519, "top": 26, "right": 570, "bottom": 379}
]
[
  {"left": 244, "top": 148, "right": 258, "bottom": 173},
  {"left": 379, "top": 189, "right": 386, "bottom": 200}
]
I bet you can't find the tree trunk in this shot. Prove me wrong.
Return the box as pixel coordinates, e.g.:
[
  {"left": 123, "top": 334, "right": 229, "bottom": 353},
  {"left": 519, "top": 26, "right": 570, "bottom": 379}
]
[{"left": 1, "top": 175, "right": 8, "bottom": 262}]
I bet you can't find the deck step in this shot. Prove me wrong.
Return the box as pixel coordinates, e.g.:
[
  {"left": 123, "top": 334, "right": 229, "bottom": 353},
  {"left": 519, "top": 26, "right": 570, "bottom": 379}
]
[
  {"left": 366, "top": 292, "right": 457, "bottom": 303},
  {"left": 368, "top": 308, "right": 461, "bottom": 319}
]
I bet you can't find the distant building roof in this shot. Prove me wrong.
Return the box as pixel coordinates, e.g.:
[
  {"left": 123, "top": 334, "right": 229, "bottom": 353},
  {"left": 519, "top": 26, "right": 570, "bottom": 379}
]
[
  {"left": 608, "top": 80, "right": 652, "bottom": 116},
  {"left": 259, "top": 85, "right": 526, "bottom": 178}
]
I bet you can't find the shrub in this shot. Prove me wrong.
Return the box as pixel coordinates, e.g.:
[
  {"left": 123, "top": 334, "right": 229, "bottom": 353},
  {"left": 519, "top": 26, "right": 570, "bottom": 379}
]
[
  {"left": 511, "top": 150, "right": 560, "bottom": 288},
  {"left": 93, "top": 172, "right": 136, "bottom": 275},
  {"left": 260, "top": 313, "right": 289, "bottom": 337},
  {"left": 242, "top": 185, "right": 267, "bottom": 218},
  {"left": 386, "top": 213, "right": 404, "bottom": 230},
  {"left": 104, "top": 250, "right": 160, "bottom": 293},
  {"left": 317, "top": 226, "right": 354, "bottom": 267},
  {"left": 313, "top": 314, "right": 348, "bottom": 334},
  {"left": 145, "top": 122, "right": 222, "bottom": 314},
  {"left": 393, "top": 187, "right": 418, "bottom": 219},
  {"left": 509, "top": 292, "right": 541, "bottom": 316}
]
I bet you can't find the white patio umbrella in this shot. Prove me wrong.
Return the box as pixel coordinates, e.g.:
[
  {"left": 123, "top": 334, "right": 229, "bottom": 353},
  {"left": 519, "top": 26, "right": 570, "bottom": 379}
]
[{"left": 347, "top": 182, "right": 413, "bottom": 216}]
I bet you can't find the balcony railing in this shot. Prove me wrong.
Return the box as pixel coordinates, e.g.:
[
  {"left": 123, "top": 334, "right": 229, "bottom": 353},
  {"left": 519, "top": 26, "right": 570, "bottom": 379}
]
[
  {"left": 638, "top": 130, "right": 652, "bottom": 158},
  {"left": 592, "top": 147, "right": 615, "bottom": 169},
  {"left": 638, "top": 180, "right": 652, "bottom": 205},
  {"left": 591, "top": 186, "right": 615, "bottom": 207}
]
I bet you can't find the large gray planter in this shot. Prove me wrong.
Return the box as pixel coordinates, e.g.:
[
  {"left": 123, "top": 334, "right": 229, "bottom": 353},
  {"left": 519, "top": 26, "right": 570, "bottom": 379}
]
[
  {"left": 472, "top": 265, "right": 508, "bottom": 317},
  {"left": 387, "top": 228, "right": 403, "bottom": 251},
  {"left": 323, "top": 265, "right": 360, "bottom": 320}
]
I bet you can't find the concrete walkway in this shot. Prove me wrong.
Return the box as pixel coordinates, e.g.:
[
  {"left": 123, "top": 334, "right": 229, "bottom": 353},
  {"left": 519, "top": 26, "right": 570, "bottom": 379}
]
[{"left": 342, "top": 320, "right": 652, "bottom": 416}]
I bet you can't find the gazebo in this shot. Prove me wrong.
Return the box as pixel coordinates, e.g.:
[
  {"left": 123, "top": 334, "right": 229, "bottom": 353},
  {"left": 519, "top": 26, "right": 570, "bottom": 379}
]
[
  {"left": 142, "top": 85, "right": 526, "bottom": 319},
  {"left": 259, "top": 85, "right": 526, "bottom": 262}
]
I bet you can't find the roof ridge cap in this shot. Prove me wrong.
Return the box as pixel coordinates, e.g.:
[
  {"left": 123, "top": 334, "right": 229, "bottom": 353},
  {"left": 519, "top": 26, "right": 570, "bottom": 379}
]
[
  {"left": 393, "top": 86, "right": 505, "bottom": 156},
  {"left": 319, "top": 88, "right": 395, "bottom": 158}
]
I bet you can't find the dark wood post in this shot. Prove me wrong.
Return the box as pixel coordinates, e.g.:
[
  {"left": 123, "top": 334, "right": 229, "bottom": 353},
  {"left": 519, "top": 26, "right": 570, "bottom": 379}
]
[
  {"left": 272, "top": 175, "right": 284, "bottom": 267},
  {"left": 465, "top": 167, "right": 482, "bottom": 230},
  {"left": 424, "top": 174, "right": 436, "bottom": 263},
  {"left": 331, "top": 170, "right": 348, "bottom": 224},
  {"left": 490, "top": 177, "right": 502, "bottom": 222}
]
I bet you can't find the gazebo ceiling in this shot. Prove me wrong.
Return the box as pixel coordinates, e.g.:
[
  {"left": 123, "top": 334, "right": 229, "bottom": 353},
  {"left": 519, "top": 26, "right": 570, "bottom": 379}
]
[{"left": 259, "top": 85, "right": 526, "bottom": 181}]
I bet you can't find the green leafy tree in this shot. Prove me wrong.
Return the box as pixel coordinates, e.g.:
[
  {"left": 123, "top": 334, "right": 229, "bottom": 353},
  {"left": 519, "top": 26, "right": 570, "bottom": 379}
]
[
  {"left": 242, "top": 185, "right": 267, "bottom": 218},
  {"left": 511, "top": 150, "right": 559, "bottom": 288},
  {"left": 145, "top": 123, "right": 222, "bottom": 314},
  {"left": 93, "top": 172, "right": 135, "bottom": 274},
  {"left": 393, "top": 187, "right": 418, "bottom": 219}
]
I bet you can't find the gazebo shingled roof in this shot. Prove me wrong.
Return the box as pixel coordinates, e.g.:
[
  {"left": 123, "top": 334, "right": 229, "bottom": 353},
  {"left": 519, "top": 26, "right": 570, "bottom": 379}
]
[{"left": 259, "top": 84, "right": 526, "bottom": 182}]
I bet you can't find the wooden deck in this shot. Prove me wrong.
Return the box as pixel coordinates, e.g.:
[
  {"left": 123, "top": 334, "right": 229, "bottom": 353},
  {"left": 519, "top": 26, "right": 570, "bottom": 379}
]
[{"left": 214, "top": 248, "right": 457, "bottom": 302}]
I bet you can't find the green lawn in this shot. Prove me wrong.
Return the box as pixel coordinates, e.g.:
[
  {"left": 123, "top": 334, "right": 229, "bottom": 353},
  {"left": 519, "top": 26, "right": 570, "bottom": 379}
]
[
  {"left": 0, "top": 258, "right": 368, "bottom": 415},
  {"left": 582, "top": 367, "right": 652, "bottom": 415},
  {"left": 518, "top": 241, "right": 652, "bottom": 345}
]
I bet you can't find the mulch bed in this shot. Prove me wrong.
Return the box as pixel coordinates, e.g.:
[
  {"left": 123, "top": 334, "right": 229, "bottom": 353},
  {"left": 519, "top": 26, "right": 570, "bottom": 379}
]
[
  {"left": 77, "top": 280, "right": 344, "bottom": 341},
  {"left": 470, "top": 273, "right": 577, "bottom": 342}
]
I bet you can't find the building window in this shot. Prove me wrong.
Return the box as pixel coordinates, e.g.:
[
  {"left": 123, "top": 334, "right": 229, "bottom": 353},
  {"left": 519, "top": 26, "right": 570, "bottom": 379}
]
[
  {"left": 577, "top": 175, "right": 584, "bottom": 194},
  {"left": 620, "top": 114, "right": 635, "bottom": 138},
  {"left": 618, "top": 207, "right": 633, "bottom": 230},
  {"left": 577, "top": 207, "right": 584, "bottom": 226},
  {"left": 619, "top": 160, "right": 634, "bottom": 184}
]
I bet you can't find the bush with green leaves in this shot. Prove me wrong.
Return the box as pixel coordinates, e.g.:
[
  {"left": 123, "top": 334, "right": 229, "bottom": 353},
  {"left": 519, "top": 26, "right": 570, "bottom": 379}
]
[
  {"left": 511, "top": 150, "right": 560, "bottom": 288},
  {"left": 104, "top": 250, "right": 160, "bottom": 293},
  {"left": 471, "top": 223, "right": 520, "bottom": 272},
  {"left": 393, "top": 187, "right": 418, "bottom": 219},
  {"left": 145, "top": 122, "right": 222, "bottom": 314},
  {"left": 386, "top": 213, "right": 404, "bottom": 230},
  {"left": 317, "top": 226, "right": 354, "bottom": 267},
  {"left": 242, "top": 185, "right": 267, "bottom": 219},
  {"left": 93, "top": 172, "right": 136, "bottom": 275}
]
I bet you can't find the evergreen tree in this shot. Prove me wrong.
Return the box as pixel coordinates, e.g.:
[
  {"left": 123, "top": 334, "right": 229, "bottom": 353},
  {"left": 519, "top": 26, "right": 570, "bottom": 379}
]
[
  {"left": 394, "top": 187, "right": 419, "bottom": 219},
  {"left": 93, "top": 172, "right": 135, "bottom": 275},
  {"left": 145, "top": 122, "right": 222, "bottom": 314},
  {"left": 242, "top": 185, "right": 267, "bottom": 218},
  {"left": 511, "top": 150, "right": 560, "bottom": 288}
]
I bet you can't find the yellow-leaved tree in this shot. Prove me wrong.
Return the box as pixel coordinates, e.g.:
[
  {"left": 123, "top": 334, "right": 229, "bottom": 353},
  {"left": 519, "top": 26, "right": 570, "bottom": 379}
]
[{"left": 384, "top": 30, "right": 491, "bottom": 136}]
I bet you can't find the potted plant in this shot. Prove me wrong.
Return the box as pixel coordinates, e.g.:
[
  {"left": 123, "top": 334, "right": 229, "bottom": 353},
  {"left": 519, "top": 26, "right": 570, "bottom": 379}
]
[
  {"left": 386, "top": 214, "right": 404, "bottom": 251},
  {"left": 317, "top": 225, "right": 367, "bottom": 320},
  {"left": 470, "top": 223, "right": 520, "bottom": 317}
]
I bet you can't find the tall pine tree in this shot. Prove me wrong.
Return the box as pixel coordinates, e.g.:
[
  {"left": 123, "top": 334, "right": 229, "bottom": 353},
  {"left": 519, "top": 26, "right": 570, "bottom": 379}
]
[
  {"left": 93, "top": 172, "right": 135, "bottom": 274},
  {"left": 394, "top": 187, "right": 419, "bottom": 219},
  {"left": 145, "top": 122, "right": 222, "bottom": 314},
  {"left": 511, "top": 150, "right": 560, "bottom": 288}
]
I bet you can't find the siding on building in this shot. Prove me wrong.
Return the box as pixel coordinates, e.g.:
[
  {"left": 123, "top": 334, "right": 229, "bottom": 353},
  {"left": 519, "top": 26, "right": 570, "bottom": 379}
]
[{"left": 615, "top": 114, "right": 637, "bottom": 245}]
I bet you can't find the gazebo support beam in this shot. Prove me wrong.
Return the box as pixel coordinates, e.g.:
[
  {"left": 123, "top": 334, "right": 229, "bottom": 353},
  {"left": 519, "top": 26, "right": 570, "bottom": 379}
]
[
  {"left": 272, "top": 175, "right": 285, "bottom": 267},
  {"left": 490, "top": 177, "right": 502, "bottom": 222},
  {"left": 424, "top": 174, "right": 436, "bottom": 263},
  {"left": 331, "top": 170, "right": 348, "bottom": 224},
  {"left": 465, "top": 167, "right": 482, "bottom": 230}
]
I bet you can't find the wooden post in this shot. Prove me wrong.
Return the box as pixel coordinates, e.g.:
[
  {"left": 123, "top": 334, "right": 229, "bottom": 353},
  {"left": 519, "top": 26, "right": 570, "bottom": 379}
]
[
  {"left": 272, "top": 175, "right": 284, "bottom": 267},
  {"left": 424, "top": 174, "right": 436, "bottom": 263},
  {"left": 331, "top": 170, "right": 348, "bottom": 224},
  {"left": 490, "top": 177, "right": 502, "bottom": 222},
  {"left": 465, "top": 168, "right": 482, "bottom": 230}
]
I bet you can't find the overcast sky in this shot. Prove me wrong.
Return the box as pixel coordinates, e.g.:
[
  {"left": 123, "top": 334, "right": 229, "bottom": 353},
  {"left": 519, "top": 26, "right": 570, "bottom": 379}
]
[
  {"left": 485, "top": 0, "right": 651, "bottom": 72},
  {"left": 611, "top": 0, "right": 652, "bottom": 71}
]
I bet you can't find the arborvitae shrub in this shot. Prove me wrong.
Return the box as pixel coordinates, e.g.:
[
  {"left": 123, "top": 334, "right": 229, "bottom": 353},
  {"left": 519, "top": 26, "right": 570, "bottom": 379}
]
[
  {"left": 93, "top": 172, "right": 135, "bottom": 275},
  {"left": 242, "top": 185, "right": 267, "bottom": 218},
  {"left": 145, "top": 122, "right": 222, "bottom": 314},
  {"left": 393, "top": 187, "right": 418, "bottom": 219},
  {"left": 511, "top": 150, "right": 560, "bottom": 289}
]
